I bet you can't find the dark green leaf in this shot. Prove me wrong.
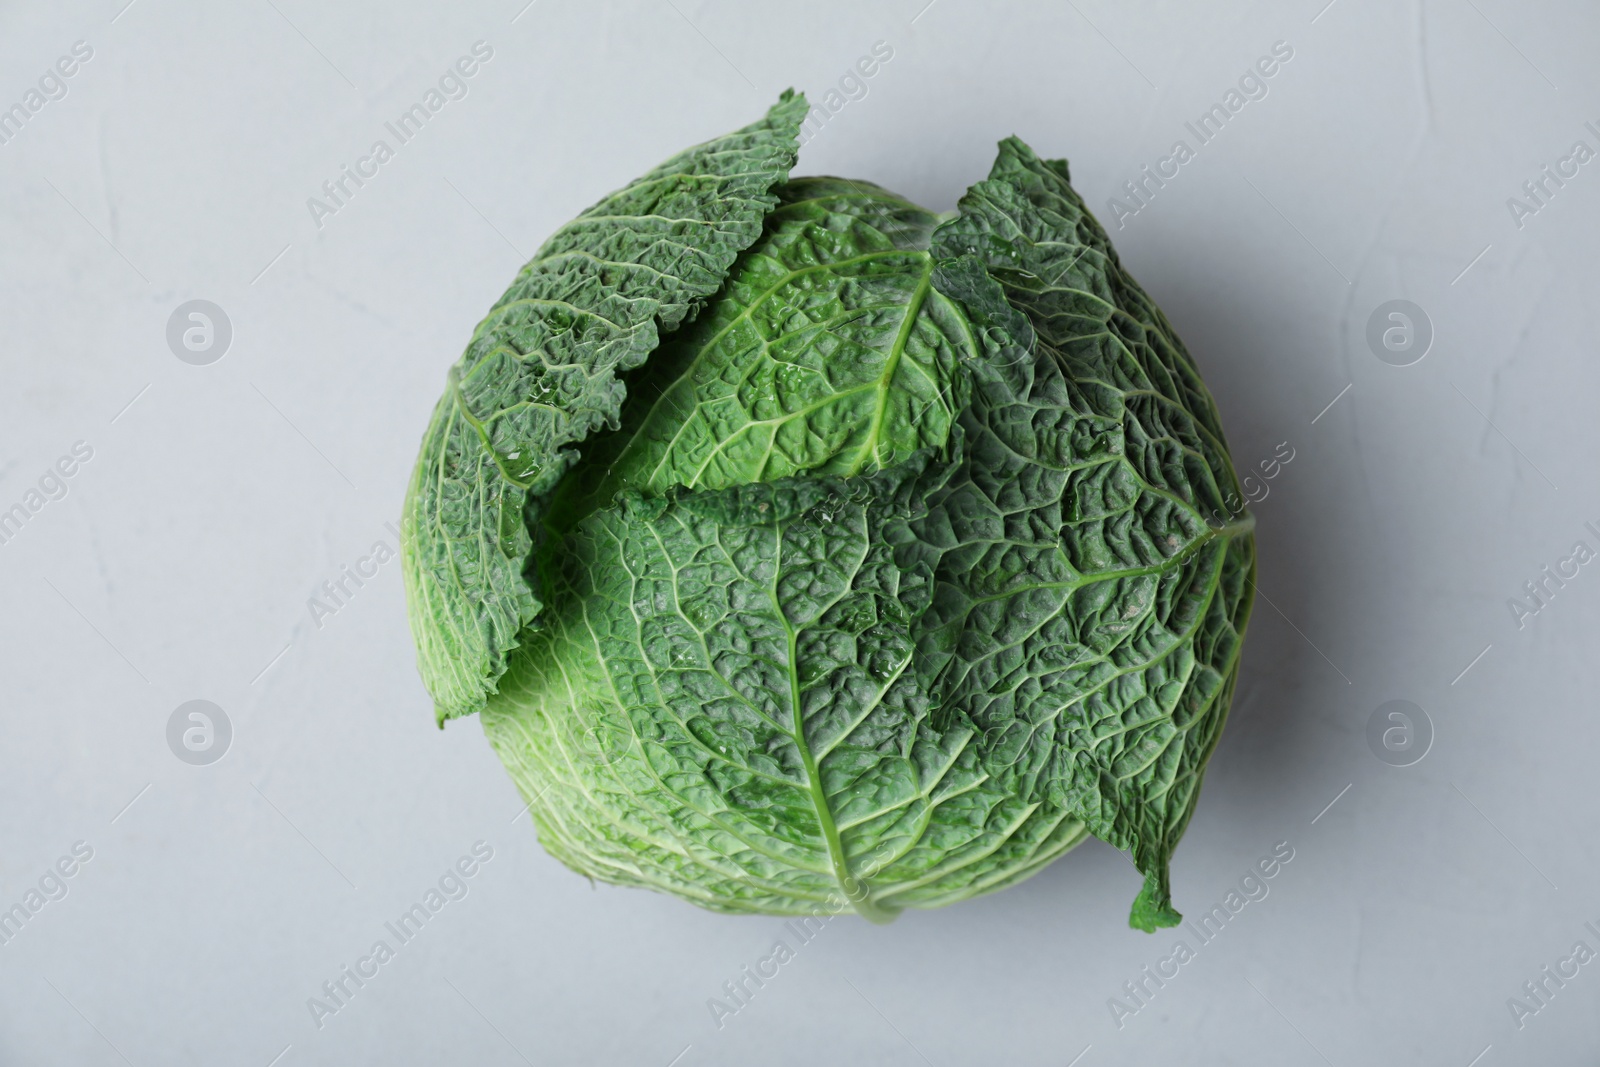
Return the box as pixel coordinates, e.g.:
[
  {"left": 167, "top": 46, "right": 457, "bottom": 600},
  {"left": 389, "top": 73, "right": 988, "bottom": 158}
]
[
  {"left": 922, "top": 137, "right": 1257, "bottom": 930},
  {"left": 402, "top": 92, "right": 808, "bottom": 723}
]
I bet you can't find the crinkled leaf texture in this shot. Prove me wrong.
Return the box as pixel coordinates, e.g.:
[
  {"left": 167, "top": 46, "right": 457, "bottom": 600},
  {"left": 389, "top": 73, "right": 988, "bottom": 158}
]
[
  {"left": 403, "top": 96, "right": 1255, "bottom": 931},
  {"left": 920, "top": 139, "right": 1256, "bottom": 930}
]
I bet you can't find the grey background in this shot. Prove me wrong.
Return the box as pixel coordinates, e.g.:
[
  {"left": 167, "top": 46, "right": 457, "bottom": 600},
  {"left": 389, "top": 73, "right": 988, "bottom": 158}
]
[{"left": 1, "top": 0, "right": 1596, "bottom": 1063}]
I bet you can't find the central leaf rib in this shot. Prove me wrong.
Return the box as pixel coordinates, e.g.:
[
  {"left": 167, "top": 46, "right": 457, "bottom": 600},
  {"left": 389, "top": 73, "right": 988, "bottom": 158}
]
[{"left": 775, "top": 520, "right": 900, "bottom": 924}]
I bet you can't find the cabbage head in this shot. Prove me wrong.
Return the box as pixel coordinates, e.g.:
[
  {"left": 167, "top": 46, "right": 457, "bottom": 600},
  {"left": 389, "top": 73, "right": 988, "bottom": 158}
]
[{"left": 401, "top": 91, "right": 1256, "bottom": 930}]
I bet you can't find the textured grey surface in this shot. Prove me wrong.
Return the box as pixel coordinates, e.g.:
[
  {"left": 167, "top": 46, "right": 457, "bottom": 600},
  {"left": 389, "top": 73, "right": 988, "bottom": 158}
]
[{"left": 2, "top": 1, "right": 1598, "bottom": 1064}]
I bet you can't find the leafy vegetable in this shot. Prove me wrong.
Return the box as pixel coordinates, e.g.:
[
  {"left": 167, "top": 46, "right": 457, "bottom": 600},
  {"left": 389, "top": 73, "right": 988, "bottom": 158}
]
[{"left": 402, "top": 93, "right": 1256, "bottom": 930}]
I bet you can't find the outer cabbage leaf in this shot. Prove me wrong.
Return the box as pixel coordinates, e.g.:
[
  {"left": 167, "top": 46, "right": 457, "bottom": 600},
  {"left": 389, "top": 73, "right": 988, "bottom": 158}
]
[
  {"left": 402, "top": 92, "right": 807, "bottom": 723},
  {"left": 551, "top": 177, "right": 967, "bottom": 526},
  {"left": 920, "top": 138, "right": 1257, "bottom": 930},
  {"left": 482, "top": 461, "right": 1092, "bottom": 921}
]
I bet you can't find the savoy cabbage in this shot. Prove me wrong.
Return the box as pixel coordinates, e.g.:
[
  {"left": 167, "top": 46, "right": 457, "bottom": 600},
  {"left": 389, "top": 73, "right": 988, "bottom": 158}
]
[{"left": 401, "top": 91, "right": 1256, "bottom": 930}]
